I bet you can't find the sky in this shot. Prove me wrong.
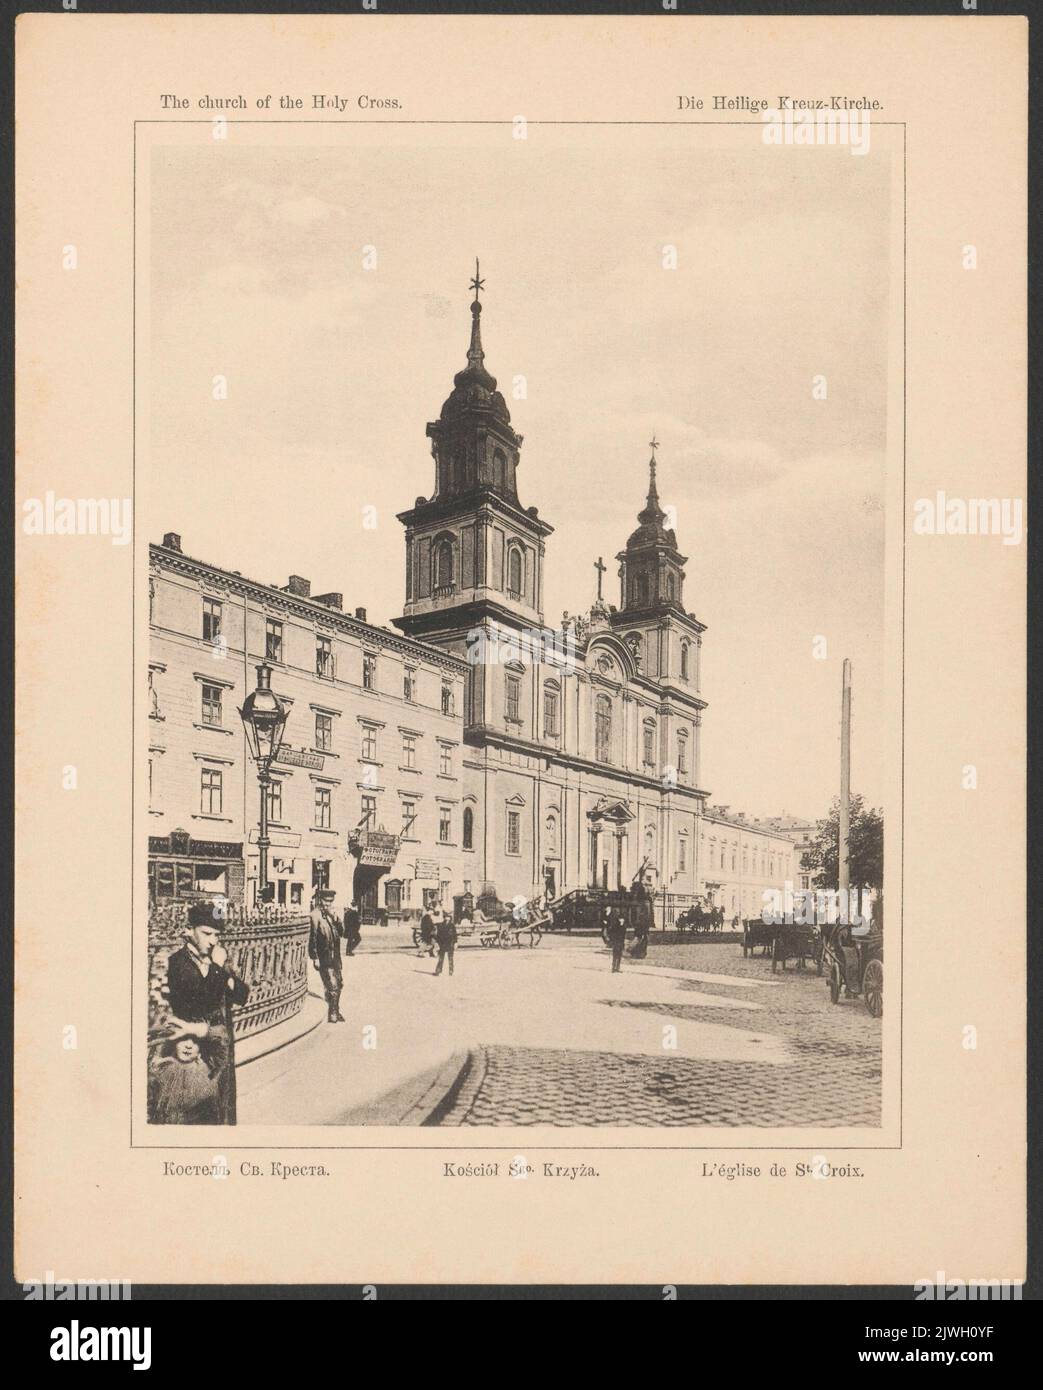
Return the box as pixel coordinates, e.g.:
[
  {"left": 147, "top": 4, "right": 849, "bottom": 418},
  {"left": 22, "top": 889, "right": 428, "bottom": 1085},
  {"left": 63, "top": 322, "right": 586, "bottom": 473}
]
[{"left": 148, "top": 130, "right": 894, "bottom": 821}]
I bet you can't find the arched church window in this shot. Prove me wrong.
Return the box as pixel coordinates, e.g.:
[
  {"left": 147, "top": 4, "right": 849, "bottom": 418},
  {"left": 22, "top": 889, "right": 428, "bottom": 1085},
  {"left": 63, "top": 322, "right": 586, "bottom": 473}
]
[
  {"left": 680, "top": 641, "right": 690, "bottom": 681},
  {"left": 666, "top": 572, "right": 676, "bottom": 600},
  {"left": 462, "top": 806, "right": 474, "bottom": 850},
  {"left": 636, "top": 573, "right": 650, "bottom": 606},
  {"left": 434, "top": 538, "right": 455, "bottom": 592},
  {"left": 677, "top": 729, "right": 689, "bottom": 776},
  {"left": 507, "top": 545, "right": 523, "bottom": 599},
  {"left": 642, "top": 718, "right": 656, "bottom": 767},
  {"left": 595, "top": 693, "right": 612, "bottom": 763}
]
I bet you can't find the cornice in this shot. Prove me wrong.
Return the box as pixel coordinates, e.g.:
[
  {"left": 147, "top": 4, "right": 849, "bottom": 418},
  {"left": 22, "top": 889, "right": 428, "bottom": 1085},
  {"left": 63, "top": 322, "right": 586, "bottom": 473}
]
[{"left": 151, "top": 544, "right": 468, "bottom": 675}]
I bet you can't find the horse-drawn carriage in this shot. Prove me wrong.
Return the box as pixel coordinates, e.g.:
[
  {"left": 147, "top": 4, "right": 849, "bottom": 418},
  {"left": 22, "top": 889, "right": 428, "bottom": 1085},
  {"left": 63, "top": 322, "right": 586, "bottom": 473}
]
[
  {"left": 741, "top": 918, "right": 823, "bottom": 972},
  {"left": 677, "top": 902, "right": 725, "bottom": 933},
  {"left": 412, "top": 894, "right": 548, "bottom": 949},
  {"left": 821, "top": 921, "right": 883, "bottom": 1016}
]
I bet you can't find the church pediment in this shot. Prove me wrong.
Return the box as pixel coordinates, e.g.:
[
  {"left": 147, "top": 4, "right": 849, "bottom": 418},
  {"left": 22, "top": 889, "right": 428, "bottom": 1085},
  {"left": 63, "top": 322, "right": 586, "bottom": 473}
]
[{"left": 587, "top": 796, "right": 634, "bottom": 825}]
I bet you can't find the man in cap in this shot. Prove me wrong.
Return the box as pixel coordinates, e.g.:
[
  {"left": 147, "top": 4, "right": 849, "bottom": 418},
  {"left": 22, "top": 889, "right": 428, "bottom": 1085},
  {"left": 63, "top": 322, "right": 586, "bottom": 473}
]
[
  {"left": 164, "top": 901, "right": 250, "bottom": 1124},
  {"left": 309, "top": 890, "right": 345, "bottom": 1023}
]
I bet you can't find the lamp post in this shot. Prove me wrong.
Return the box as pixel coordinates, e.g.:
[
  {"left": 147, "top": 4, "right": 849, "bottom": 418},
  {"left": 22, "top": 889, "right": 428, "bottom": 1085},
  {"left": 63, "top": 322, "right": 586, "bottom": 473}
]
[{"left": 238, "top": 662, "right": 289, "bottom": 904}]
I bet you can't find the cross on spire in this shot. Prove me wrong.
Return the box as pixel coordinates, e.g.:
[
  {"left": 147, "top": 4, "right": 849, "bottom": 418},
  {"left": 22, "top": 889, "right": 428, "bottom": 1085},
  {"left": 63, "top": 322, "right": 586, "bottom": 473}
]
[
  {"left": 469, "top": 257, "right": 485, "bottom": 301},
  {"left": 594, "top": 555, "right": 607, "bottom": 600}
]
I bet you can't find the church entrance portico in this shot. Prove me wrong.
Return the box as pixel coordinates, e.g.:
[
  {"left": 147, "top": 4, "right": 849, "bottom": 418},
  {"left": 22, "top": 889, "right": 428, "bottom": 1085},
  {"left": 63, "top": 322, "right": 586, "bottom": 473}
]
[{"left": 586, "top": 798, "right": 634, "bottom": 891}]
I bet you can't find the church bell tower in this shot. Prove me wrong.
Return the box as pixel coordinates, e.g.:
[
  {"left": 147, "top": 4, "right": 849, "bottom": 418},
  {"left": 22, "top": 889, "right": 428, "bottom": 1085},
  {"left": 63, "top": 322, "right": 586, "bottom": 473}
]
[{"left": 394, "top": 264, "right": 553, "bottom": 642}]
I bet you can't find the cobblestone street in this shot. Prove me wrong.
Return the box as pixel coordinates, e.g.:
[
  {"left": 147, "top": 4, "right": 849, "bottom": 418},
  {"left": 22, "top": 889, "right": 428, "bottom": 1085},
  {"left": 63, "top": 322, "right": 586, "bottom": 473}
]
[
  {"left": 238, "top": 935, "right": 881, "bottom": 1128},
  {"left": 442, "top": 943, "right": 881, "bottom": 1126}
]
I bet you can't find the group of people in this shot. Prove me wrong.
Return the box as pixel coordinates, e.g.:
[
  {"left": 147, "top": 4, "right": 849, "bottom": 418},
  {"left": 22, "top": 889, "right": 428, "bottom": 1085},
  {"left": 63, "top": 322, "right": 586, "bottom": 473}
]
[
  {"left": 601, "top": 887, "right": 653, "bottom": 972},
  {"left": 415, "top": 904, "right": 458, "bottom": 976},
  {"left": 150, "top": 900, "right": 251, "bottom": 1126}
]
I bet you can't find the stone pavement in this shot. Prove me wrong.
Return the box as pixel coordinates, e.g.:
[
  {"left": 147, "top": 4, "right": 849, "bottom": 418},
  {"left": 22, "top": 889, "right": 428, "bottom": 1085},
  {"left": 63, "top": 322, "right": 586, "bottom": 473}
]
[
  {"left": 443, "top": 943, "right": 881, "bottom": 1126},
  {"left": 237, "top": 935, "right": 881, "bottom": 1128}
]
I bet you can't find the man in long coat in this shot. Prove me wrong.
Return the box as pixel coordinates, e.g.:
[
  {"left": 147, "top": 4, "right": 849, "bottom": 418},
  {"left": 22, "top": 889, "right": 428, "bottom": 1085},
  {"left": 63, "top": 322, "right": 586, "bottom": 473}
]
[
  {"left": 310, "top": 890, "right": 345, "bottom": 1022},
  {"left": 164, "top": 900, "right": 250, "bottom": 1124}
]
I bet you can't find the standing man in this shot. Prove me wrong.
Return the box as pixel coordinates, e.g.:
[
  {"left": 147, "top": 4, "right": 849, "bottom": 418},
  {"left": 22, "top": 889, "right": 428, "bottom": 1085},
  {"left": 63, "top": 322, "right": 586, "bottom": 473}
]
[
  {"left": 417, "top": 903, "right": 436, "bottom": 958},
  {"left": 343, "top": 898, "right": 362, "bottom": 957},
  {"left": 165, "top": 901, "right": 250, "bottom": 1125},
  {"left": 605, "top": 902, "right": 627, "bottom": 973},
  {"left": 309, "top": 890, "right": 345, "bottom": 1023},
  {"left": 432, "top": 905, "right": 457, "bottom": 977}
]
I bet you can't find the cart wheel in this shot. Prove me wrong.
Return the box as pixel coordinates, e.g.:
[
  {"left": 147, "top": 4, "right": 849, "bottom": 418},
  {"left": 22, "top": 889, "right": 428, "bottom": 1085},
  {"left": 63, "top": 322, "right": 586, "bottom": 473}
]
[
  {"left": 863, "top": 960, "right": 883, "bottom": 1018},
  {"left": 829, "top": 961, "right": 842, "bottom": 1005}
]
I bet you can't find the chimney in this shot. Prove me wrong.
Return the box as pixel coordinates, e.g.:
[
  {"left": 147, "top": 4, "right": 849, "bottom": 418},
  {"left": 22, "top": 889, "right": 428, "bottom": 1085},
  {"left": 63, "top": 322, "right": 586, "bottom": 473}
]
[
  {"left": 354, "top": 606, "right": 367, "bottom": 622},
  {"left": 283, "top": 575, "right": 311, "bottom": 598},
  {"left": 162, "top": 532, "right": 182, "bottom": 552},
  {"left": 315, "top": 592, "right": 343, "bottom": 611}
]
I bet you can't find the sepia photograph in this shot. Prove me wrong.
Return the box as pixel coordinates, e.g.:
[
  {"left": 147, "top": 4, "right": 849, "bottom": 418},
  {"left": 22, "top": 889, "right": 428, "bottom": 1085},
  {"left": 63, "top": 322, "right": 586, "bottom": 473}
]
[{"left": 141, "top": 125, "right": 896, "bottom": 1130}]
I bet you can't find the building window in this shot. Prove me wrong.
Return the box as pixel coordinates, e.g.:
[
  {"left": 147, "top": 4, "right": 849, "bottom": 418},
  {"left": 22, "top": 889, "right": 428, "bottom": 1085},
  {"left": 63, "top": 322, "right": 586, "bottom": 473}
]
[
  {"left": 312, "top": 860, "right": 330, "bottom": 892},
  {"left": 202, "top": 597, "right": 222, "bottom": 642},
  {"left": 595, "top": 694, "right": 612, "bottom": 762},
  {"left": 506, "top": 809, "right": 521, "bottom": 856},
  {"left": 316, "top": 635, "right": 334, "bottom": 678},
  {"left": 201, "top": 682, "right": 223, "bottom": 726},
  {"left": 200, "top": 768, "right": 223, "bottom": 815},
  {"left": 463, "top": 806, "right": 474, "bottom": 850},
  {"left": 402, "top": 733, "right": 416, "bottom": 769},
  {"left": 439, "top": 807, "right": 452, "bottom": 844},
  {"left": 361, "top": 725, "right": 378, "bottom": 761},
  {"left": 363, "top": 653, "right": 376, "bottom": 690},
  {"left": 148, "top": 758, "right": 154, "bottom": 808},
  {"left": 636, "top": 573, "right": 650, "bottom": 606},
  {"left": 314, "top": 712, "right": 333, "bottom": 752},
  {"left": 642, "top": 718, "right": 656, "bottom": 767},
  {"left": 266, "top": 618, "right": 283, "bottom": 663},
  {"left": 678, "top": 835, "right": 688, "bottom": 872},
  {"left": 360, "top": 794, "right": 377, "bottom": 828},
  {"left": 439, "top": 743, "right": 452, "bottom": 776},
  {"left": 401, "top": 800, "right": 416, "bottom": 837},
  {"left": 441, "top": 684, "right": 454, "bottom": 716},
  {"left": 507, "top": 545, "right": 523, "bottom": 599},
  {"left": 543, "top": 683, "right": 560, "bottom": 738},
  {"left": 677, "top": 731, "right": 688, "bottom": 775},
  {"left": 266, "top": 779, "right": 283, "bottom": 822},
  {"left": 434, "top": 539, "right": 455, "bottom": 592},
  {"left": 403, "top": 668, "right": 416, "bottom": 702},
  {"left": 666, "top": 572, "right": 676, "bottom": 600},
  {"left": 505, "top": 672, "right": 521, "bottom": 722},
  {"left": 315, "top": 787, "right": 332, "bottom": 829},
  {"left": 680, "top": 641, "right": 690, "bottom": 681}
]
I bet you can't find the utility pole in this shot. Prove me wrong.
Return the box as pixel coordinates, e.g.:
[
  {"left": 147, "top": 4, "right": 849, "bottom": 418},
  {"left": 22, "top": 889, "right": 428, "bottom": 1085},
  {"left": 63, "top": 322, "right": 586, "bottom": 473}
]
[{"left": 839, "top": 658, "right": 852, "bottom": 894}]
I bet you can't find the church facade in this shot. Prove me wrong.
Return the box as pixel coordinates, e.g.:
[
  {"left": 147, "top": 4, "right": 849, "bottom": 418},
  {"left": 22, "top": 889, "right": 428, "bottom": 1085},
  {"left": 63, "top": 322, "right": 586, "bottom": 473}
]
[{"left": 393, "top": 277, "right": 719, "bottom": 907}]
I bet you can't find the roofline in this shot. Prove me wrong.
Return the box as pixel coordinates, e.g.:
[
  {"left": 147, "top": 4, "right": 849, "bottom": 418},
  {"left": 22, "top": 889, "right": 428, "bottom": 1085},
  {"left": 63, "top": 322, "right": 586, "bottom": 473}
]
[{"left": 149, "top": 542, "right": 469, "bottom": 674}]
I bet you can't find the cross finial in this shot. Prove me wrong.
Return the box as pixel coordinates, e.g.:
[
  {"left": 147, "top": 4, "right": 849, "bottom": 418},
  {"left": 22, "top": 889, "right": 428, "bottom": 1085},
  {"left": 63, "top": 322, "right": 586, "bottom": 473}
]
[
  {"left": 594, "top": 555, "right": 607, "bottom": 600},
  {"left": 469, "top": 257, "right": 485, "bottom": 301},
  {"left": 649, "top": 433, "right": 659, "bottom": 458}
]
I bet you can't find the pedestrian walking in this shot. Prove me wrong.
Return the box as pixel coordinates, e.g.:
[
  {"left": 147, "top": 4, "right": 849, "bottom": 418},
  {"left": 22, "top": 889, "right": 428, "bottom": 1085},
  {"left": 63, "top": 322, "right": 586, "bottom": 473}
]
[
  {"left": 432, "top": 906, "right": 457, "bottom": 976},
  {"left": 417, "top": 906, "right": 436, "bottom": 957},
  {"left": 162, "top": 900, "right": 250, "bottom": 1124},
  {"left": 309, "top": 890, "right": 345, "bottom": 1023},
  {"left": 343, "top": 899, "right": 362, "bottom": 956},
  {"left": 603, "top": 903, "right": 627, "bottom": 973}
]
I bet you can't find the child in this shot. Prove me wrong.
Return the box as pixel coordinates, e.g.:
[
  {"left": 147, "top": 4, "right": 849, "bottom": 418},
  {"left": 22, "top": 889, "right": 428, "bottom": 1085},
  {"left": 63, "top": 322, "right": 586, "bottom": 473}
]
[{"left": 149, "top": 1034, "right": 221, "bottom": 1125}]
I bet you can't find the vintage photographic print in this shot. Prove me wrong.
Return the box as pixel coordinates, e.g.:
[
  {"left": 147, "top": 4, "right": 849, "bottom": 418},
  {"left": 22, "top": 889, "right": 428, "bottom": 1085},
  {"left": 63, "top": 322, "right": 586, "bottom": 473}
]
[
  {"left": 14, "top": 11, "right": 1025, "bottom": 1298},
  {"left": 140, "top": 124, "right": 898, "bottom": 1132}
]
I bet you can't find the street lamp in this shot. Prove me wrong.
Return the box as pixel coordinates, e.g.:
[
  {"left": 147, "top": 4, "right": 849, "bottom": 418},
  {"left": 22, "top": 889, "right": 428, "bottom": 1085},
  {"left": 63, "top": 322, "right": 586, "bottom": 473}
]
[{"left": 238, "top": 662, "right": 289, "bottom": 904}]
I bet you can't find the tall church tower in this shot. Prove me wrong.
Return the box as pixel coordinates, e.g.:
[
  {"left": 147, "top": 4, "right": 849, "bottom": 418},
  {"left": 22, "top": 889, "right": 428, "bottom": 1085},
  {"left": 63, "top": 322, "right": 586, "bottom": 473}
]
[
  {"left": 609, "top": 442, "right": 705, "bottom": 695},
  {"left": 394, "top": 264, "right": 553, "bottom": 643},
  {"left": 615, "top": 439, "right": 687, "bottom": 613}
]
